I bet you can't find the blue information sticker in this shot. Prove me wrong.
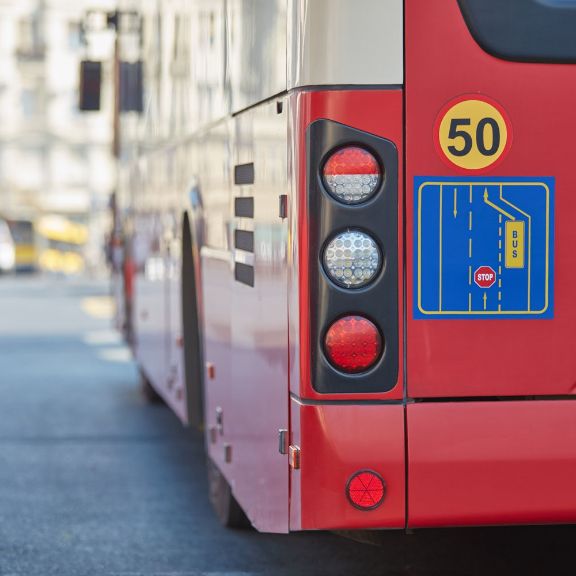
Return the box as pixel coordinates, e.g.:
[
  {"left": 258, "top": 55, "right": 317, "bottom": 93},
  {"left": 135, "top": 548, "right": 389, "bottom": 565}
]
[{"left": 414, "top": 176, "right": 554, "bottom": 319}]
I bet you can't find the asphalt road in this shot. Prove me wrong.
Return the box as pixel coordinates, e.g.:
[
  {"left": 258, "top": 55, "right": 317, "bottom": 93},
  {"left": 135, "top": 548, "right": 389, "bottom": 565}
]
[{"left": 0, "top": 275, "right": 575, "bottom": 576}]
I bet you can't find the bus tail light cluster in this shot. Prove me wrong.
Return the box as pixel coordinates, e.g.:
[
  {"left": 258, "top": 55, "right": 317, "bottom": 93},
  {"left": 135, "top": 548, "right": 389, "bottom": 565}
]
[{"left": 307, "top": 120, "right": 398, "bottom": 394}]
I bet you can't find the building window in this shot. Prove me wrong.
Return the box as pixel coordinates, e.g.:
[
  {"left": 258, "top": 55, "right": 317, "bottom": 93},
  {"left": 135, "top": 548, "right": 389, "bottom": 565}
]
[
  {"left": 16, "top": 15, "right": 45, "bottom": 60},
  {"left": 21, "top": 87, "right": 44, "bottom": 118}
]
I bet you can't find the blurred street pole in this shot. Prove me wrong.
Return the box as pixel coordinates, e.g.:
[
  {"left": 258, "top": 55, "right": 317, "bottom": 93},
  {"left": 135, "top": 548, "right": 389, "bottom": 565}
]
[{"left": 110, "top": 11, "right": 121, "bottom": 159}]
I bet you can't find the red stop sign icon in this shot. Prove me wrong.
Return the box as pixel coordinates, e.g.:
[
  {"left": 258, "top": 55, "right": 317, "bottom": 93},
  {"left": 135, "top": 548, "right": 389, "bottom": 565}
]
[{"left": 474, "top": 266, "right": 497, "bottom": 288}]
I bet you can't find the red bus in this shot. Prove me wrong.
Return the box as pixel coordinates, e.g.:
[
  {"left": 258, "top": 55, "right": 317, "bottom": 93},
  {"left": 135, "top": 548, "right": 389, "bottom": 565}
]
[{"left": 113, "top": 0, "right": 576, "bottom": 532}]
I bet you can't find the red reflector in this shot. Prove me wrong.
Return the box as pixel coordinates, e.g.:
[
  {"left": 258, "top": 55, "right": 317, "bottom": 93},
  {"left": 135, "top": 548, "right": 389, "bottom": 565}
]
[
  {"left": 324, "top": 316, "right": 382, "bottom": 374},
  {"left": 346, "top": 470, "right": 386, "bottom": 510},
  {"left": 323, "top": 147, "right": 381, "bottom": 204}
]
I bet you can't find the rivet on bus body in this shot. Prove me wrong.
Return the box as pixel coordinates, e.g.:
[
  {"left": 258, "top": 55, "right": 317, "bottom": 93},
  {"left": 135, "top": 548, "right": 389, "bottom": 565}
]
[
  {"left": 215, "top": 406, "right": 224, "bottom": 435},
  {"left": 278, "top": 429, "right": 289, "bottom": 455},
  {"left": 224, "top": 443, "right": 232, "bottom": 463}
]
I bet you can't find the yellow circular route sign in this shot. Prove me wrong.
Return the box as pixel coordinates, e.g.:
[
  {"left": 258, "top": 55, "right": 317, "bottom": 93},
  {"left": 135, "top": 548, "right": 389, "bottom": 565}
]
[{"left": 435, "top": 95, "right": 512, "bottom": 171}]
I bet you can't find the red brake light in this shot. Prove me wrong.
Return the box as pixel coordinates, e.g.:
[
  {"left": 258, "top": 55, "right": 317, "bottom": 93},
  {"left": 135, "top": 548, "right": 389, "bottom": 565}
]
[
  {"left": 346, "top": 470, "right": 386, "bottom": 510},
  {"left": 324, "top": 315, "right": 382, "bottom": 374},
  {"left": 322, "top": 146, "right": 381, "bottom": 204}
]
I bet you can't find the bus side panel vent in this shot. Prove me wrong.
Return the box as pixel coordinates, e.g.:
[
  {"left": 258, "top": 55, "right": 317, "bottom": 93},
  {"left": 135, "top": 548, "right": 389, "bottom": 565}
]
[
  {"left": 234, "top": 163, "right": 255, "bottom": 186},
  {"left": 234, "top": 197, "right": 254, "bottom": 218},
  {"left": 234, "top": 230, "right": 254, "bottom": 253},
  {"left": 234, "top": 262, "right": 255, "bottom": 287}
]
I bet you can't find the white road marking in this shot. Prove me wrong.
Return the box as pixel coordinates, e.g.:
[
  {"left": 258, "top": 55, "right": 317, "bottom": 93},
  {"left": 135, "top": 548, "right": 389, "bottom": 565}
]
[
  {"left": 83, "top": 330, "right": 122, "bottom": 346},
  {"left": 97, "top": 348, "right": 132, "bottom": 363},
  {"left": 81, "top": 296, "right": 115, "bottom": 319}
]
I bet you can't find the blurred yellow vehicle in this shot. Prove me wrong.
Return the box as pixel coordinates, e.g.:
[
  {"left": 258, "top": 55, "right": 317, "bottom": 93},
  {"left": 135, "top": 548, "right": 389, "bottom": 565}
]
[
  {"left": 37, "top": 215, "right": 87, "bottom": 275},
  {"left": 6, "top": 218, "right": 37, "bottom": 272}
]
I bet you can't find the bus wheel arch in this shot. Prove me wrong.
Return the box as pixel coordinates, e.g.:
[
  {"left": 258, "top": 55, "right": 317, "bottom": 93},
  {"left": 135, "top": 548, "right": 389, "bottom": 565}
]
[{"left": 181, "top": 210, "right": 204, "bottom": 430}]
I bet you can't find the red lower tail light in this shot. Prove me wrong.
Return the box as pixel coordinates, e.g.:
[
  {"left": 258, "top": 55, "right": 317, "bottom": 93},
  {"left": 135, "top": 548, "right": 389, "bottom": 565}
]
[
  {"left": 324, "top": 315, "right": 382, "bottom": 374},
  {"left": 346, "top": 470, "right": 386, "bottom": 510}
]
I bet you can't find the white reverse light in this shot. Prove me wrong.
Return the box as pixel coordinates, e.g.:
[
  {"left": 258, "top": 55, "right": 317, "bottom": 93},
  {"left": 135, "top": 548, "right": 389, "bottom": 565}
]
[{"left": 323, "top": 230, "right": 381, "bottom": 288}]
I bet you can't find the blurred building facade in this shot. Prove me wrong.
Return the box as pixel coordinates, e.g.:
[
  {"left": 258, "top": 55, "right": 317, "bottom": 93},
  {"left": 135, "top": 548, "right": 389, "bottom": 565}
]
[{"left": 0, "top": 0, "right": 116, "bottom": 272}]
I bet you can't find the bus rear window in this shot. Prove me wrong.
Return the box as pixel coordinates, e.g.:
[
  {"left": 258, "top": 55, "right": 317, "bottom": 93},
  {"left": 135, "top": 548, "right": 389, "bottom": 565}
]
[{"left": 458, "top": 0, "right": 576, "bottom": 63}]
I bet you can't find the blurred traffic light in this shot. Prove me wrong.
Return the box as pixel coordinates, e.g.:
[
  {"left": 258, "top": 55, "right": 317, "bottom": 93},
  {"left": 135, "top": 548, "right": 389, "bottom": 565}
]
[{"left": 79, "top": 60, "right": 102, "bottom": 112}]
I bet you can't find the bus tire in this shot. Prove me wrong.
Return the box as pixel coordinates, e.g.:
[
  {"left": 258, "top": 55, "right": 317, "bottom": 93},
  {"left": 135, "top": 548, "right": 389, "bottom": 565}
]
[
  {"left": 207, "top": 456, "right": 250, "bottom": 529},
  {"left": 140, "top": 368, "right": 163, "bottom": 404}
]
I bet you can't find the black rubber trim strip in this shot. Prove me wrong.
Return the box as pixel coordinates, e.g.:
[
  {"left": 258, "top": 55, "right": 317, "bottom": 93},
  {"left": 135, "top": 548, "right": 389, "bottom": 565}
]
[
  {"left": 401, "top": 6, "right": 409, "bottom": 529},
  {"left": 458, "top": 0, "right": 576, "bottom": 63},
  {"left": 230, "top": 87, "right": 404, "bottom": 120},
  {"left": 413, "top": 394, "right": 576, "bottom": 403},
  {"left": 290, "top": 392, "right": 403, "bottom": 406},
  {"left": 298, "top": 84, "right": 404, "bottom": 93},
  {"left": 181, "top": 212, "right": 204, "bottom": 430},
  {"left": 234, "top": 262, "right": 254, "bottom": 287},
  {"left": 234, "top": 197, "right": 254, "bottom": 218},
  {"left": 291, "top": 392, "right": 576, "bottom": 406},
  {"left": 234, "top": 230, "right": 254, "bottom": 253},
  {"left": 234, "top": 163, "right": 255, "bottom": 186}
]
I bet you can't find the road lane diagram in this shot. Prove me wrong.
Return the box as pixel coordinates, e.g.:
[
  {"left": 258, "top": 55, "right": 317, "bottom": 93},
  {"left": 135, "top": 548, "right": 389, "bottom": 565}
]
[{"left": 414, "top": 177, "right": 554, "bottom": 319}]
